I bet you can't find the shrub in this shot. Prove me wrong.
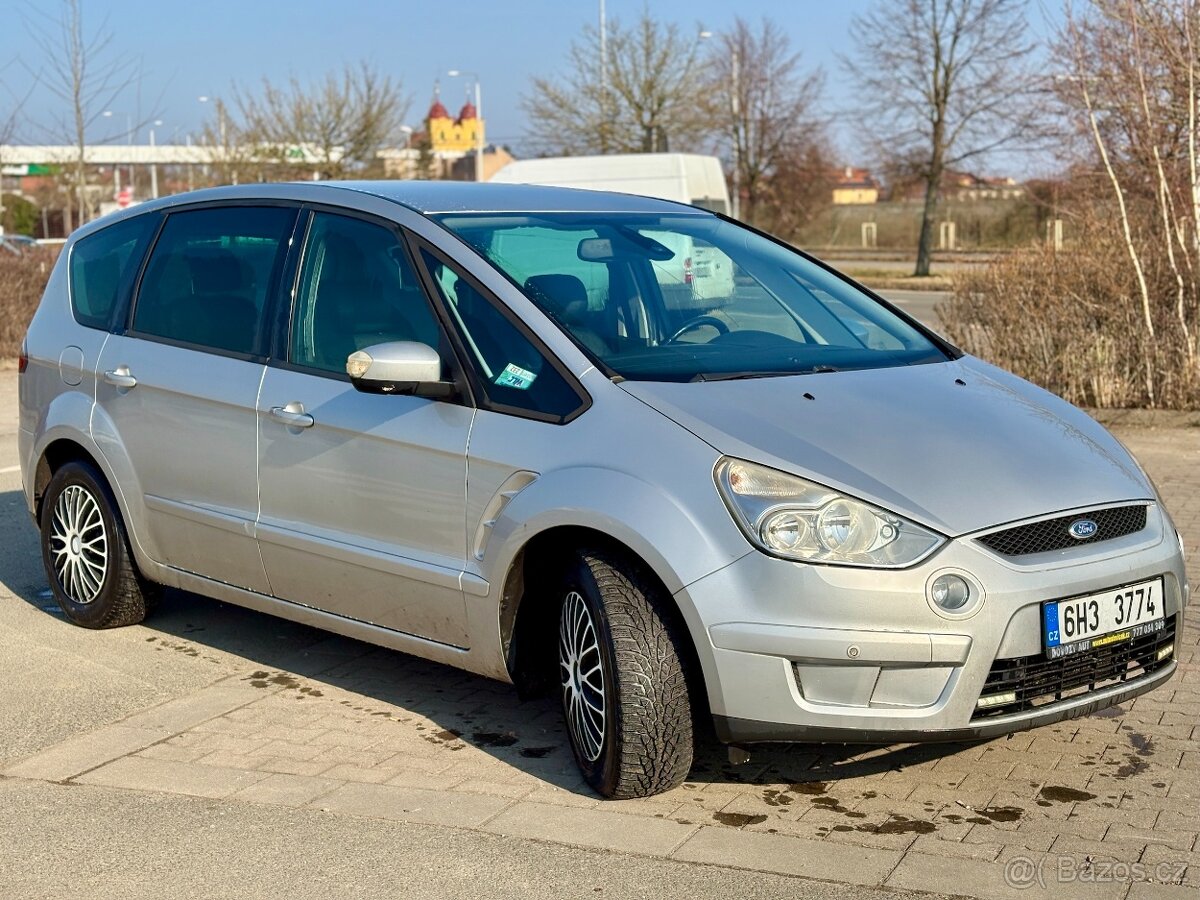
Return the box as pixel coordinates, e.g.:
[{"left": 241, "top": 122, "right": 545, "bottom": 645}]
[
  {"left": 0, "top": 247, "right": 59, "bottom": 359},
  {"left": 940, "top": 224, "right": 1199, "bottom": 410}
]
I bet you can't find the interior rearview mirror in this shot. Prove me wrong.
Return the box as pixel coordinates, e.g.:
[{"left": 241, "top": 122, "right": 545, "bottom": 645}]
[
  {"left": 346, "top": 342, "right": 455, "bottom": 399},
  {"left": 578, "top": 231, "right": 674, "bottom": 263}
]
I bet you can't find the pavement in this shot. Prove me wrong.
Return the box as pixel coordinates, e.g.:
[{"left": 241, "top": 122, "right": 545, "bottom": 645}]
[{"left": 0, "top": 371, "right": 1196, "bottom": 900}]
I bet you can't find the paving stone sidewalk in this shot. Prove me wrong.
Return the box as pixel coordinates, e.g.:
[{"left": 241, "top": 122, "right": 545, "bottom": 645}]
[{"left": 4, "top": 425, "right": 1198, "bottom": 900}]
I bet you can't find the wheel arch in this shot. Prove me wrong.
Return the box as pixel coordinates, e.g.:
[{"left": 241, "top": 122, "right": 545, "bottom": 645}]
[
  {"left": 498, "top": 524, "right": 711, "bottom": 727},
  {"left": 31, "top": 422, "right": 160, "bottom": 576},
  {"left": 482, "top": 465, "right": 747, "bottom": 709}
]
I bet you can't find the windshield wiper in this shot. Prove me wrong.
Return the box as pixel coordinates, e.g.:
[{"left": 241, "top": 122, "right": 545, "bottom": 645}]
[{"left": 691, "top": 365, "right": 839, "bottom": 383}]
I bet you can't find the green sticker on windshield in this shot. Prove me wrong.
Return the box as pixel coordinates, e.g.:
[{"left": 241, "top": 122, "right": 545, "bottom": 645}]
[{"left": 496, "top": 363, "right": 537, "bottom": 390}]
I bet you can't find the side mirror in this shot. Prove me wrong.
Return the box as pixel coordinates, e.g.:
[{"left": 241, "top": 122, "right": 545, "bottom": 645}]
[{"left": 346, "top": 342, "right": 456, "bottom": 399}]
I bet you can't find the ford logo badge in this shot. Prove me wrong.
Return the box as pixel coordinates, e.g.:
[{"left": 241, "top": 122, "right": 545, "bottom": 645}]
[{"left": 1068, "top": 519, "right": 1098, "bottom": 540}]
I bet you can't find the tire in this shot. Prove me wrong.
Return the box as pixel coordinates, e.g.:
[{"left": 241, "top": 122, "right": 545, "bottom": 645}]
[
  {"left": 40, "top": 460, "right": 153, "bottom": 629},
  {"left": 557, "top": 547, "right": 694, "bottom": 798}
]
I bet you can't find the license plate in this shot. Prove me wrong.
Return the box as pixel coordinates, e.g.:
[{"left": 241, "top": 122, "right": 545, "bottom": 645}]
[{"left": 1043, "top": 578, "right": 1164, "bottom": 659}]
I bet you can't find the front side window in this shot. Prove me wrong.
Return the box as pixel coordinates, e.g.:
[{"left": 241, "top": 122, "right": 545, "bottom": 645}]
[
  {"left": 290, "top": 212, "right": 442, "bottom": 375},
  {"left": 421, "top": 249, "right": 584, "bottom": 421},
  {"left": 133, "top": 206, "right": 296, "bottom": 355},
  {"left": 69, "top": 214, "right": 158, "bottom": 330},
  {"left": 437, "top": 212, "right": 948, "bottom": 382}
]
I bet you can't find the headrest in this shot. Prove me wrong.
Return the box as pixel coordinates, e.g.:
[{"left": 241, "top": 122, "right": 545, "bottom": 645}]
[
  {"left": 188, "top": 250, "right": 247, "bottom": 294},
  {"left": 524, "top": 274, "right": 588, "bottom": 316}
]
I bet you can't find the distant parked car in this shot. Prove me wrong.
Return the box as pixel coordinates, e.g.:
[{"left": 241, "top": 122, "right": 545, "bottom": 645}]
[
  {"left": 18, "top": 182, "right": 1189, "bottom": 799},
  {"left": 1, "top": 234, "right": 39, "bottom": 256}
]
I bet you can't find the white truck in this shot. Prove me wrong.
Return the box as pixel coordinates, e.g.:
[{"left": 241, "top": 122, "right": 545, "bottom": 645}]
[
  {"left": 491, "top": 153, "right": 736, "bottom": 305},
  {"left": 491, "top": 152, "right": 730, "bottom": 214}
]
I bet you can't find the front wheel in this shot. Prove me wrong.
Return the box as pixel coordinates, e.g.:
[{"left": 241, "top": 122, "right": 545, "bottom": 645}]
[
  {"left": 557, "top": 548, "right": 694, "bottom": 798},
  {"left": 40, "top": 461, "right": 154, "bottom": 629}
]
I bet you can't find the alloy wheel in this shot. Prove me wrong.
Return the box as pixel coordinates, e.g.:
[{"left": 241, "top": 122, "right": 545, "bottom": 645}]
[
  {"left": 559, "top": 589, "right": 607, "bottom": 762},
  {"left": 49, "top": 484, "right": 108, "bottom": 604}
]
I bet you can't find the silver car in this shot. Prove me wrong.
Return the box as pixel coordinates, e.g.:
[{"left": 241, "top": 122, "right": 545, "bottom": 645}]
[{"left": 19, "top": 182, "right": 1189, "bottom": 799}]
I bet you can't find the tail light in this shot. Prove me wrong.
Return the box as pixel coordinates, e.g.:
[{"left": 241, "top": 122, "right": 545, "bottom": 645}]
[
  {"left": 18, "top": 342, "right": 28, "bottom": 374},
  {"left": 683, "top": 256, "right": 693, "bottom": 285}
]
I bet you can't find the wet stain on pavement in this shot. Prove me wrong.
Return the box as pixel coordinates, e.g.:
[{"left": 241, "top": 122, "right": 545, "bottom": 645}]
[
  {"left": 519, "top": 746, "right": 557, "bottom": 758},
  {"left": 865, "top": 817, "right": 937, "bottom": 836},
  {"left": 971, "top": 806, "right": 1023, "bottom": 823},
  {"left": 810, "top": 795, "right": 853, "bottom": 814},
  {"left": 762, "top": 789, "right": 793, "bottom": 807},
  {"left": 713, "top": 812, "right": 768, "bottom": 827},
  {"left": 1039, "top": 785, "right": 1096, "bottom": 803},
  {"left": 788, "top": 781, "right": 828, "bottom": 796},
  {"left": 471, "top": 731, "right": 519, "bottom": 748}
]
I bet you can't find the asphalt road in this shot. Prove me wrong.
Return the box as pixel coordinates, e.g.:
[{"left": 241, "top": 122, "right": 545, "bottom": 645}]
[{"left": 879, "top": 289, "right": 945, "bottom": 329}]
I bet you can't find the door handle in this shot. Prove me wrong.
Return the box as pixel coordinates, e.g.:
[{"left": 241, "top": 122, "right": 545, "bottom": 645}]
[
  {"left": 103, "top": 366, "right": 137, "bottom": 389},
  {"left": 269, "top": 402, "right": 315, "bottom": 429}
]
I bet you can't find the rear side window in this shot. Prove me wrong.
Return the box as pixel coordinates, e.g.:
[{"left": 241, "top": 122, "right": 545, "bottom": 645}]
[
  {"left": 132, "top": 206, "right": 296, "bottom": 356},
  {"left": 69, "top": 215, "right": 158, "bottom": 330}
]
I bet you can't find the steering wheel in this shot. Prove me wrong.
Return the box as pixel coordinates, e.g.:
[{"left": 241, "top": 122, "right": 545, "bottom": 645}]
[{"left": 666, "top": 315, "right": 730, "bottom": 344}]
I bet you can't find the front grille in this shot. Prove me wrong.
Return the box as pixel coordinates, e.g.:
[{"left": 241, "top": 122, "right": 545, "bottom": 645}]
[
  {"left": 972, "top": 615, "right": 1176, "bottom": 719},
  {"left": 977, "top": 505, "right": 1148, "bottom": 557}
]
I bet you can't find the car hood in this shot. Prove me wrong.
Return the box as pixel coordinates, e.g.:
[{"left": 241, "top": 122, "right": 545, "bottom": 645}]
[{"left": 620, "top": 357, "right": 1153, "bottom": 537}]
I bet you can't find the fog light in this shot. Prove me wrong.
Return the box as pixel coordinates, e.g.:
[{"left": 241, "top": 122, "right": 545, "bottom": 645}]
[
  {"left": 931, "top": 574, "right": 971, "bottom": 611},
  {"left": 976, "top": 691, "right": 1016, "bottom": 709},
  {"left": 1157, "top": 643, "right": 1174, "bottom": 662}
]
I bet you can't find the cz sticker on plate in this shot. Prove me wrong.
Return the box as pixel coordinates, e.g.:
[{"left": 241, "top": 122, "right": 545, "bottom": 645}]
[{"left": 1042, "top": 577, "right": 1165, "bottom": 659}]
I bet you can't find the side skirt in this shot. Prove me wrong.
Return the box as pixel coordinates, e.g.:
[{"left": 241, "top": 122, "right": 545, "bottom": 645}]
[{"left": 169, "top": 567, "right": 509, "bottom": 682}]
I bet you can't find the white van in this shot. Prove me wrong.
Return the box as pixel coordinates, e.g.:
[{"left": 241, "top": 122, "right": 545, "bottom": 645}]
[{"left": 492, "top": 154, "right": 735, "bottom": 304}]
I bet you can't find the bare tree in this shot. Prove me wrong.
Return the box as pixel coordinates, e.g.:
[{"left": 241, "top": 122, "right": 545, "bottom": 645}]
[
  {"left": 703, "top": 17, "right": 826, "bottom": 225},
  {"left": 227, "top": 63, "right": 409, "bottom": 181},
  {"left": 522, "top": 10, "right": 709, "bottom": 155},
  {"left": 22, "top": 0, "right": 152, "bottom": 226},
  {"left": 843, "top": 0, "right": 1042, "bottom": 275},
  {"left": 1058, "top": 0, "right": 1200, "bottom": 403},
  {"left": 1, "top": 64, "right": 35, "bottom": 233}
]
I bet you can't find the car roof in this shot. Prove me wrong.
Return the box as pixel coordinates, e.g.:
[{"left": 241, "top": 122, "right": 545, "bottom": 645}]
[
  {"left": 325, "top": 180, "right": 709, "bottom": 215},
  {"left": 66, "top": 180, "right": 712, "bottom": 244}
]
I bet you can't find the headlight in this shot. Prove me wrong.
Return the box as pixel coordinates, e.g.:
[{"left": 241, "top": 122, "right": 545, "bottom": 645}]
[{"left": 715, "top": 458, "right": 945, "bottom": 567}]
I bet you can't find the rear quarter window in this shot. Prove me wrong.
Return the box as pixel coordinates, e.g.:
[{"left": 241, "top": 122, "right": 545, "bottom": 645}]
[{"left": 69, "top": 214, "right": 159, "bottom": 330}]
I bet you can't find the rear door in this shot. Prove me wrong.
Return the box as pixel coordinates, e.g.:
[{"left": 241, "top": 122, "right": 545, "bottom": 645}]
[
  {"left": 94, "top": 204, "right": 299, "bottom": 591},
  {"left": 254, "top": 209, "right": 475, "bottom": 646}
]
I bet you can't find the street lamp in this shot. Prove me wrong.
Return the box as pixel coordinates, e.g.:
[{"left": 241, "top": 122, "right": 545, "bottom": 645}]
[
  {"left": 447, "top": 70, "right": 483, "bottom": 182},
  {"left": 698, "top": 30, "right": 741, "bottom": 220},
  {"left": 148, "top": 119, "right": 163, "bottom": 199},
  {"left": 102, "top": 109, "right": 134, "bottom": 198},
  {"left": 198, "top": 95, "right": 234, "bottom": 184}
]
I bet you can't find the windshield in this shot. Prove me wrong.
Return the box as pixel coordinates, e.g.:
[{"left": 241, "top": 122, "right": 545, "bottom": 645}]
[{"left": 435, "top": 212, "right": 948, "bottom": 382}]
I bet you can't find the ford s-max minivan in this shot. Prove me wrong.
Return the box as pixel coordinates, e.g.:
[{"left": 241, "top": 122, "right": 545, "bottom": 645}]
[{"left": 20, "top": 182, "right": 1188, "bottom": 798}]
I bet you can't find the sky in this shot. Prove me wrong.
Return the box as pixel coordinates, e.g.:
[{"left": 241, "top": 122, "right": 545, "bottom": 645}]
[{"left": 0, "top": 0, "right": 1063, "bottom": 171}]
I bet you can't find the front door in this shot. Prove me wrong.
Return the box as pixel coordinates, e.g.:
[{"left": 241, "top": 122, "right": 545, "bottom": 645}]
[
  {"left": 94, "top": 204, "right": 298, "bottom": 592},
  {"left": 255, "top": 210, "right": 474, "bottom": 646}
]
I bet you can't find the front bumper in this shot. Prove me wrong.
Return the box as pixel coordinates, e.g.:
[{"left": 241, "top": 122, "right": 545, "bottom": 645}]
[{"left": 676, "top": 502, "right": 1188, "bottom": 744}]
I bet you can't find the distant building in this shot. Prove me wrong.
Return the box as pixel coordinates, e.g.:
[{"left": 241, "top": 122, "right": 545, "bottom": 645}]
[
  {"left": 831, "top": 166, "right": 880, "bottom": 205},
  {"left": 892, "top": 170, "right": 1026, "bottom": 203},
  {"left": 426, "top": 89, "right": 482, "bottom": 153},
  {"left": 380, "top": 84, "right": 511, "bottom": 180}
]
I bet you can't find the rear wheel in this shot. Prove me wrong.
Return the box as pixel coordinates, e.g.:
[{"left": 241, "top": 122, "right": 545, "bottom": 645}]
[
  {"left": 557, "top": 547, "right": 694, "bottom": 798},
  {"left": 40, "top": 461, "right": 153, "bottom": 629}
]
